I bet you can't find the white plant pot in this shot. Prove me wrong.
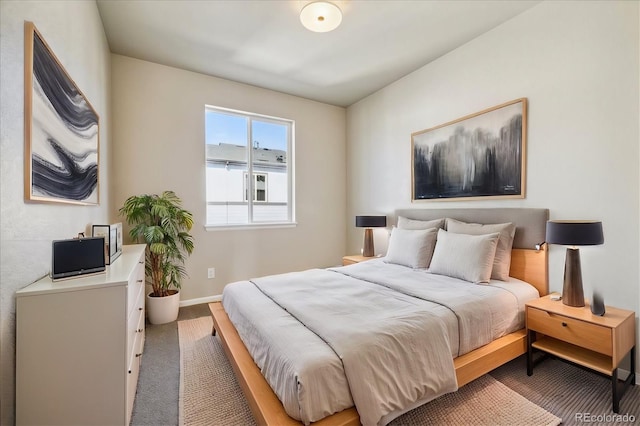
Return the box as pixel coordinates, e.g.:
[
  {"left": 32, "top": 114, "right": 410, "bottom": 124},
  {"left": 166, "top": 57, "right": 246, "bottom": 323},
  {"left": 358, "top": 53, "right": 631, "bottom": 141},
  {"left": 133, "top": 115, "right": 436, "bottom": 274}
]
[{"left": 146, "top": 290, "right": 180, "bottom": 325}]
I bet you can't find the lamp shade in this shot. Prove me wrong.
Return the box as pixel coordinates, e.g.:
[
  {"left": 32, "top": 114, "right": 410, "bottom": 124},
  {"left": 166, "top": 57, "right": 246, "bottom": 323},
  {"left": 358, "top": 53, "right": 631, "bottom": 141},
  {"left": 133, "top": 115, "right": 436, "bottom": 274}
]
[
  {"left": 545, "top": 221, "right": 604, "bottom": 246},
  {"left": 355, "top": 216, "right": 387, "bottom": 228}
]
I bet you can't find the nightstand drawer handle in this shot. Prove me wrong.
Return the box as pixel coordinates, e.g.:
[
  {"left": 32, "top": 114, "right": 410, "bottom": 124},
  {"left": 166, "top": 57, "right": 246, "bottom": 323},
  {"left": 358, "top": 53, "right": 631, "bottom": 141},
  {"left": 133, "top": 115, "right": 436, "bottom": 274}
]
[{"left": 561, "top": 322, "right": 567, "bottom": 327}]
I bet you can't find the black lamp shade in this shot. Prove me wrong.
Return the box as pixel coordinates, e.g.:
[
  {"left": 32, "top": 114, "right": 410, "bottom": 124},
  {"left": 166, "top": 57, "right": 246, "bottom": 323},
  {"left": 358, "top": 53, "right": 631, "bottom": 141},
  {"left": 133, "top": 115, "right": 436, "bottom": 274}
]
[
  {"left": 545, "top": 221, "right": 604, "bottom": 246},
  {"left": 355, "top": 215, "right": 387, "bottom": 228}
]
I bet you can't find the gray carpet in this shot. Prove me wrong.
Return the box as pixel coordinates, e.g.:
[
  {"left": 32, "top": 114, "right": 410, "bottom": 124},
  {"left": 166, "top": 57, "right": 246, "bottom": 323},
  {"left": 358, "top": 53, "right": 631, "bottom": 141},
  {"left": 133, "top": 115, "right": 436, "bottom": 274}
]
[
  {"left": 131, "top": 304, "right": 210, "bottom": 426},
  {"left": 132, "top": 304, "right": 639, "bottom": 426},
  {"left": 491, "top": 356, "right": 639, "bottom": 426}
]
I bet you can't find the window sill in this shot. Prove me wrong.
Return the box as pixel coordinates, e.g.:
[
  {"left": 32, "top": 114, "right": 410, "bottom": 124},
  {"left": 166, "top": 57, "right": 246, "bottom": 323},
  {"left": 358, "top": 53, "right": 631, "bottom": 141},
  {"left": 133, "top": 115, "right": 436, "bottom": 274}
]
[{"left": 204, "top": 222, "right": 298, "bottom": 231}]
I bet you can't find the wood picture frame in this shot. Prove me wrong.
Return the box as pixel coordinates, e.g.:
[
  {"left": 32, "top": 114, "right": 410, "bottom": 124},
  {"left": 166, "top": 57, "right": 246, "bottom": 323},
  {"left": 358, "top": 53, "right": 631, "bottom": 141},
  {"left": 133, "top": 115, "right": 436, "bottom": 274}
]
[
  {"left": 24, "top": 21, "right": 100, "bottom": 205},
  {"left": 412, "top": 98, "right": 527, "bottom": 202}
]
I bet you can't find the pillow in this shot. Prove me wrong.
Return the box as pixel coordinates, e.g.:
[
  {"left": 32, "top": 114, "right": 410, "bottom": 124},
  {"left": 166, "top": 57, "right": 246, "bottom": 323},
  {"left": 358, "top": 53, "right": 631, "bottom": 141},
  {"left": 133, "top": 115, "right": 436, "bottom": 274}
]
[
  {"left": 429, "top": 229, "right": 500, "bottom": 283},
  {"left": 445, "top": 218, "right": 516, "bottom": 281},
  {"left": 384, "top": 227, "right": 438, "bottom": 269},
  {"left": 397, "top": 216, "right": 445, "bottom": 231}
]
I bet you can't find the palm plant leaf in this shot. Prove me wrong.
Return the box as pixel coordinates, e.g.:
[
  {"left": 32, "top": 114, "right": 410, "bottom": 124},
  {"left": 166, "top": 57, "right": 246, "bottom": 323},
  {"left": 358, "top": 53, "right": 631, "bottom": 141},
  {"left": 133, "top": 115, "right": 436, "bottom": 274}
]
[{"left": 119, "top": 191, "right": 194, "bottom": 297}]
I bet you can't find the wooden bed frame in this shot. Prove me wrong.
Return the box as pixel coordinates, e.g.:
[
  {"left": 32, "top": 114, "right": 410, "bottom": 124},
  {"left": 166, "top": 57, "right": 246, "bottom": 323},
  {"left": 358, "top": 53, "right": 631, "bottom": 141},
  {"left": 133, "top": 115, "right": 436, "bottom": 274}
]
[{"left": 209, "top": 245, "right": 548, "bottom": 426}]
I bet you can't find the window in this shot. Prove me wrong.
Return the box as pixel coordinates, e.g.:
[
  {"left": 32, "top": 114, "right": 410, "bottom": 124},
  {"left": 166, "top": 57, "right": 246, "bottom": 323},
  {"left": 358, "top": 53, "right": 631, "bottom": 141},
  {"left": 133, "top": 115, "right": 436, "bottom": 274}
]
[
  {"left": 244, "top": 173, "right": 267, "bottom": 202},
  {"left": 205, "top": 106, "right": 294, "bottom": 227}
]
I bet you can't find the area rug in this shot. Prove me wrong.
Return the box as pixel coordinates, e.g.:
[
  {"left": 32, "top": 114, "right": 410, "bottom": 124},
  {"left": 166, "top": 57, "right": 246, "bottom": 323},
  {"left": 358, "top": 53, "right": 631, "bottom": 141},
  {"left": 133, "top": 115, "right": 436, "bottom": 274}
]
[{"left": 178, "top": 316, "right": 561, "bottom": 426}]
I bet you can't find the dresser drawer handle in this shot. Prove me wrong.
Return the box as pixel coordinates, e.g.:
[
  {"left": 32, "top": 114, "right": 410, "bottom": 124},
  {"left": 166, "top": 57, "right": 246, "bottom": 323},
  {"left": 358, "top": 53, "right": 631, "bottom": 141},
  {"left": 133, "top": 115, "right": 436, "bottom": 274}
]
[
  {"left": 562, "top": 322, "right": 567, "bottom": 327},
  {"left": 139, "top": 261, "right": 144, "bottom": 264},
  {"left": 136, "top": 353, "right": 142, "bottom": 358},
  {"left": 137, "top": 328, "right": 143, "bottom": 333},
  {"left": 137, "top": 279, "right": 143, "bottom": 283},
  {"left": 138, "top": 307, "right": 143, "bottom": 311}
]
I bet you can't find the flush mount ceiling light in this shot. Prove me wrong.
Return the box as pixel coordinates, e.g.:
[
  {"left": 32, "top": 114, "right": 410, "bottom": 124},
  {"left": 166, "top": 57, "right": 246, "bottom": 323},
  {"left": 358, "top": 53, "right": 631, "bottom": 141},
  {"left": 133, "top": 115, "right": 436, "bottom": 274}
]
[{"left": 300, "top": 1, "right": 342, "bottom": 33}]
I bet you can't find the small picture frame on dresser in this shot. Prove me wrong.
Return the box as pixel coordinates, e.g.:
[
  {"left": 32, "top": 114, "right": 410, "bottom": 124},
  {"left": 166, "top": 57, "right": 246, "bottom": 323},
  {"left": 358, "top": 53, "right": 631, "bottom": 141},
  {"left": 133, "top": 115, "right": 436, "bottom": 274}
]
[
  {"left": 110, "top": 222, "right": 123, "bottom": 263},
  {"left": 92, "top": 223, "right": 123, "bottom": 264}
]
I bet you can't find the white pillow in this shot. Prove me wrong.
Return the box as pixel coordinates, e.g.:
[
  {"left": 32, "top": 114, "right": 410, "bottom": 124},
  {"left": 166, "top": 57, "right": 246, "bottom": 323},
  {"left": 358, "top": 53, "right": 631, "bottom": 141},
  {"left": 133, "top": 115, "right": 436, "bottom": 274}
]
[
  {"left": 397, "top": 216, "right": 445, "bottom": 231},
  {"left": 429, "top": 229, "right": 500, "bottom": 283},
  {"left": 445, "top": 218, "right": 516, "bottom": 281},
  {"left": 384, "top": 227, "right": 438, "bottom": 269}
]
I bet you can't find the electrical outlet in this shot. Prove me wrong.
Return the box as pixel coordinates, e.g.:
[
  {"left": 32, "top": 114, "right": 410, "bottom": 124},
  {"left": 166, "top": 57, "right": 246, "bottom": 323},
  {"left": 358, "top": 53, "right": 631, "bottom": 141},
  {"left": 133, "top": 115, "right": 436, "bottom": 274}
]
[{"left": 207, "top": 267, "right": 215, "bottom": 279}]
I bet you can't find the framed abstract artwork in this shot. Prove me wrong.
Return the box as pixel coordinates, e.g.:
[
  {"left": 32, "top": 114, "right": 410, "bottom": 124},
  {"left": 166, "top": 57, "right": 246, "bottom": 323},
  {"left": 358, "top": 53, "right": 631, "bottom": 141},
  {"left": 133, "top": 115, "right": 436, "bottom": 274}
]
[
  {"left": 412, "top": 98, "right": 527, "bottom": 202},
  {"left": 24, "top": 22, "right": 100, "bottom": 205}
]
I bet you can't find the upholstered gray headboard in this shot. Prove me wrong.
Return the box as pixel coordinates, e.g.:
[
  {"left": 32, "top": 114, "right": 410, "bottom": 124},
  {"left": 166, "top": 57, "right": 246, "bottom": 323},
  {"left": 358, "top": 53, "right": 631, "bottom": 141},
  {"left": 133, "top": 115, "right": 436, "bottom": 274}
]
[{"left": 394, "top": 208, "right": 549, "bottom": 250}]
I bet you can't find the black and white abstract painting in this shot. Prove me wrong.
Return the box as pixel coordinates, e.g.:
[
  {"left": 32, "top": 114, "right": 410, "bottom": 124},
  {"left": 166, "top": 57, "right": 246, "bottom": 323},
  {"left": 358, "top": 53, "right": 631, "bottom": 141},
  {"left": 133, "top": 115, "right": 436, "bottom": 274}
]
[
  {"left": 25, "top": 22, "right": 99, "bottom": 205},
  {"left": 412, "top": 98, "right": 526, "bottom": 201}
]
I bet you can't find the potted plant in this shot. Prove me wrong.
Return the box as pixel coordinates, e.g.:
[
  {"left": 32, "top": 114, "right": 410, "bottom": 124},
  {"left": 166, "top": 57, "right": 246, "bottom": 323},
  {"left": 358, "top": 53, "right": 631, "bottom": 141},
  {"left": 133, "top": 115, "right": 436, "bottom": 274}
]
[{"left": 119, "top": 191, "right": 194, "bottom": 324}]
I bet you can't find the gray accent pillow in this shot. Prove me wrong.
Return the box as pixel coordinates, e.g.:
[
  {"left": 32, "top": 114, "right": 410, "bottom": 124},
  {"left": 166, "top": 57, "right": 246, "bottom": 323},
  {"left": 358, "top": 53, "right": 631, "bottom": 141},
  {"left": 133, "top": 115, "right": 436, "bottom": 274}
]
[
  {"left": 384, "top": 227, "right": 438, "bottom": 269},
  {"left": 397, "top": 216, "right": 445, "bottom": 231},
  {"left": 429, "top": 229, "right": 500, "bottom": 283},
  {"left": 445, "top": 218, "right": 516, "bottom": 281}
]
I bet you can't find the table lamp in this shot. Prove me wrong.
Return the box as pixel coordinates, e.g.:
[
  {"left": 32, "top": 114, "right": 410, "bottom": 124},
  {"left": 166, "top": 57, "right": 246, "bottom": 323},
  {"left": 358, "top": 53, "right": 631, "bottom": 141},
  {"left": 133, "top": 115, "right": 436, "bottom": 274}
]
[
  {"left": 355, "top": 215, "right": 387, "bottom": 257},
  {"left": 545, "top": 220, "right": 604, "bottom": 307}
]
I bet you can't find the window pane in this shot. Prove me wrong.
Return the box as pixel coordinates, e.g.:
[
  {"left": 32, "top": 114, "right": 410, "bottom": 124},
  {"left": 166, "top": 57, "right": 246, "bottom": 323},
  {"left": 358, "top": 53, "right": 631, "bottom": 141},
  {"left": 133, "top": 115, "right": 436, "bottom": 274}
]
[
  {"left": 206, "top": 110, "right": 249, "bottom": 225},
  {"left": 205, "top": 106, "right": 293, "bottom": 226},
  {"left": 251, "top": 120, "right": 288, "bottom": 222}
]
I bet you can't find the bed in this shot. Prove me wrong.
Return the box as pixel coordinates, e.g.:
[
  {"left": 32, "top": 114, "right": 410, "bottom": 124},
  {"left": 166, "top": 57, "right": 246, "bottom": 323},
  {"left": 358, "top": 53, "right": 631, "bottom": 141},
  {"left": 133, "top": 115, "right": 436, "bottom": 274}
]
[{"left": 210, "top": 208, "right": 549, "bottom": 426}]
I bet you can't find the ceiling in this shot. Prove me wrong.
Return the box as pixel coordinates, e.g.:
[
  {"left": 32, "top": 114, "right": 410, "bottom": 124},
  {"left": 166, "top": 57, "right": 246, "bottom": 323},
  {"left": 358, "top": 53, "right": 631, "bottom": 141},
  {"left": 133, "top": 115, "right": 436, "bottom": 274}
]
[{"left": 97, "top": 0, "right": 540, "bottom": 107}]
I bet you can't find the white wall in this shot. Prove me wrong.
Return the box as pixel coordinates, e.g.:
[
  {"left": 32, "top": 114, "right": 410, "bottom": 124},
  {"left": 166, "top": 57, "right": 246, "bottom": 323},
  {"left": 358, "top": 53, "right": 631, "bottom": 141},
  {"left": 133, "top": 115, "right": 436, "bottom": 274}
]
[
  {"left": 111, "top": 55, "right": 347, "bottom": 301},
  {"left": 0, "top": 1, "right": 112, "bottom": 424},
  {"left": 347, "top": 0, "right": 639, "bottom": 366}
]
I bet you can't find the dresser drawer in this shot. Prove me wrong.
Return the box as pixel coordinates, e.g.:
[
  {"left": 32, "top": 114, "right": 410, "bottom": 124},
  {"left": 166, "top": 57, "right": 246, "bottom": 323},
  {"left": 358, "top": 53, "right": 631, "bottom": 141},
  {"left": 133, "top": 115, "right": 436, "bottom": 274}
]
[
  {"left": 127, "top": 255, "right": 145, "bottom": 315},
  {"left": 134, "top": 306, "right": 145, "bottom": 354},
  {"left": 126, "top": 337, "right": 142, "bottom": 425},
  {"left": 127, "top": 289, "right": 145, "bottom": 358},
  {"left": 527, "top": 306, "right": 612, "bottom": 355}
]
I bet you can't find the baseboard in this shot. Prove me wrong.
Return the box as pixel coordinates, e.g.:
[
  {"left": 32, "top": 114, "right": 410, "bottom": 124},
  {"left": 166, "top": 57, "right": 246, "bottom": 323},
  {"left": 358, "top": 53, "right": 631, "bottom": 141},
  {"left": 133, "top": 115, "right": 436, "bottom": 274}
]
[{"left": 180, "top": 294, "right": 221, "bottom": 307}]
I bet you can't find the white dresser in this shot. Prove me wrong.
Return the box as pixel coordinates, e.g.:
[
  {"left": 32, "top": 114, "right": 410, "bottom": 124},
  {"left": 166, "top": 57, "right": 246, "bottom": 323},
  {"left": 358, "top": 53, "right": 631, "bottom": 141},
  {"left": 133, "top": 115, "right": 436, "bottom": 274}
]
[{"left": 16, "top": 244, "right": 146, "bottom": 426}]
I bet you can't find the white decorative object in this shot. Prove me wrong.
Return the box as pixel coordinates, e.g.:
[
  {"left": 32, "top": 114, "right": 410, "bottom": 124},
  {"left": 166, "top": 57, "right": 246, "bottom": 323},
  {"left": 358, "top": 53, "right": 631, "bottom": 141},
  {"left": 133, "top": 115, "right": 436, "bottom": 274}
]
[{"left": 147, "top": 289, "right": 181, "bottom": 325}]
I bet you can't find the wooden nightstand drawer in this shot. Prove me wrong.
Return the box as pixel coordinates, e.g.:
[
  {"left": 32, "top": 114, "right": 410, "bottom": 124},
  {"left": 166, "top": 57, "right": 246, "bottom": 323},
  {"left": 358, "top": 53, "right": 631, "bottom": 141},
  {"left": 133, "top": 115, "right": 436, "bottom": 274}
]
[{"left": 527, "top": 306, "right": 612, "bottom": 355}]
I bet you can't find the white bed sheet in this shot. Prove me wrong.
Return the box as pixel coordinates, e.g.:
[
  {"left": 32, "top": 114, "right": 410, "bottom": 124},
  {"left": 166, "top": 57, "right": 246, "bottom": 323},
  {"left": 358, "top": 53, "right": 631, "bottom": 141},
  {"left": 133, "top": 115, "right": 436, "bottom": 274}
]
[{"left": 221, "top": 259, "right": 539, "bottom": 425}]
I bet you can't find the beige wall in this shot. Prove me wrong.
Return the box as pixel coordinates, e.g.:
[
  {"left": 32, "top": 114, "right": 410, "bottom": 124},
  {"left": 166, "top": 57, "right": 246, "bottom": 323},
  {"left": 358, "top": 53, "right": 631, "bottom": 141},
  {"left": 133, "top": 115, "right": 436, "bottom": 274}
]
[
  {"left": 0, "top": 1, "right": 112, "bottom": 424},
  {"left": 111, "top": 55, "right": 347, "bottom": 301},
  {"left": 347, "top": 0, "right": 639, "bottom": 366}
]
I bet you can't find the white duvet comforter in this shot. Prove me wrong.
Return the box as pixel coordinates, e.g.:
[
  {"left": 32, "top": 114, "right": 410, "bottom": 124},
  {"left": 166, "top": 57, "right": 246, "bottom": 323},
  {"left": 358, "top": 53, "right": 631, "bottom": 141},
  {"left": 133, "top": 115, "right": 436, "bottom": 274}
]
[{"left": 221, "top": 259, "right": 538, "bottom": 425}]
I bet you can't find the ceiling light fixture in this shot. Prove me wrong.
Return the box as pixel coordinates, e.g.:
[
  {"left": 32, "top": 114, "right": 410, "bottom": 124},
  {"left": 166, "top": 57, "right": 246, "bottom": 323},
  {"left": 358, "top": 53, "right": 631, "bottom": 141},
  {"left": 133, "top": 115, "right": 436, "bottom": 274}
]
[{"left": 300, "top": 1, "right": 342, "bottom": 33}]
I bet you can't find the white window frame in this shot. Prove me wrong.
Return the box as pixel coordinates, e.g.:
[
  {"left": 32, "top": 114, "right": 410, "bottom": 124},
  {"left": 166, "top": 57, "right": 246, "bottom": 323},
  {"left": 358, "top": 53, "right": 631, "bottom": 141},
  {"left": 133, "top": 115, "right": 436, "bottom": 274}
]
[{"left": 205, "top": 105, "right": 295, "bottom": 230}]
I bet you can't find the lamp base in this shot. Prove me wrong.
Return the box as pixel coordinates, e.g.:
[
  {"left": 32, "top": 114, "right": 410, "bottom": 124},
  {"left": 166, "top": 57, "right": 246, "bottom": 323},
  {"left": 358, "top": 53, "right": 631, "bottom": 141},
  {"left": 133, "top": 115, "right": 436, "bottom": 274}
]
[
  {"left": 362, "top": 228, "right": 374, "bottom": 257},
  {"left": 562, "top": 247, "right": 585, "bottom": 307}
]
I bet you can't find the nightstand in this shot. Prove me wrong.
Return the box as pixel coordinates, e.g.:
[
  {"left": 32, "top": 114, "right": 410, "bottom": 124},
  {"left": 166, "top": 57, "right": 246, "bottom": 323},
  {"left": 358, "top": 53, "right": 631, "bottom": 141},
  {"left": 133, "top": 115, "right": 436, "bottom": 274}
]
[
  {"left": 342, "top": 254, "right": 376, "bottom": 266},
  {"left": 526, "top": 295, "right": 636, "bottom": 412}
]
